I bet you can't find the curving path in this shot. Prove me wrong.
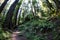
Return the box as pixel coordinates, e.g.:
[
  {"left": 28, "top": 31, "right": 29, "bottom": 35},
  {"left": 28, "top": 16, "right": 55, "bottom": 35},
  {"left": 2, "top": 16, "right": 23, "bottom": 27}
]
[{"left": 11, "top": 30, "right": 27, "bottom": 40}]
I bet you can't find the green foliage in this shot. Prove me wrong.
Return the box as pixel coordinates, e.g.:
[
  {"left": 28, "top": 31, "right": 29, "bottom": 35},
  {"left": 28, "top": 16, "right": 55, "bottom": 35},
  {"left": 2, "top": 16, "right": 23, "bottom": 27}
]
[
  {"left": 0, "top": 0, "right": 60, "bottom": 40},
  {"left": 18, "top": 16, "right": 56, "bottom": 40},
  {"left": 0, "top": 27, "right": 11, "bottom": 40}
]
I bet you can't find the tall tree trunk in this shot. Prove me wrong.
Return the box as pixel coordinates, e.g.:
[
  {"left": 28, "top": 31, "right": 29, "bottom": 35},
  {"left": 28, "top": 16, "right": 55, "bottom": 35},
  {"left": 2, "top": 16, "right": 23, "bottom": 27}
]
[
  {"left": 15, "top": 0, "right": 23, "bottom": 26},
  {"left": 53, "top": 0, "right": 60, "bottom": 14},
  {"left": 0, "top": 0, "right": 8, "bottom": 13},
  {"left": 12, "top": 0, "right": 23, "bottom": 29},
  {"left": 53, "top": 0, "right": 60, "bottom": 9},
  {"left": 2, "top": 0, "right": 19, "bottom": 31}
]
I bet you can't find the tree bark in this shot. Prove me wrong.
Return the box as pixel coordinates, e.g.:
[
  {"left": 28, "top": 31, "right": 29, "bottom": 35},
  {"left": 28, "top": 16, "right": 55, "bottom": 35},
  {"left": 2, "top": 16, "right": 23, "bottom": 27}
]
[
  {"left": 53, "top": 0, "right": 60, "bottom": 9},
  {"left": 0, "top": 0, "right": 8, "bottom": 13},
  {"left": 2, "top": 0, "right": 19, "bottom": 31},
  {"left": 12, "top": 0, "right": 23, "bottom": 29}
]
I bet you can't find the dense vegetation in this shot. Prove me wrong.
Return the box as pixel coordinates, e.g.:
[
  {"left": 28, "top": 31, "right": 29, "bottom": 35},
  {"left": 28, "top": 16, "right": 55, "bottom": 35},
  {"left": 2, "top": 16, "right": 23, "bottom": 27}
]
[{"left": 0, "top": 0, "right": 60, "bottom": 40}]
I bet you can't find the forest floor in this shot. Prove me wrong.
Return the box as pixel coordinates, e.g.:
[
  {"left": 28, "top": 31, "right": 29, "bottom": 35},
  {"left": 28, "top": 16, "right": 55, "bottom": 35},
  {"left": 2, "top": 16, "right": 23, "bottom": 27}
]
[
  {"left": 11, "top": 29, "right": 27, "bottom": 40},
  {"left": 11, "top": 26, "right": 60, "bottom": 40},
  {"left": 10, "top": 17, "right": 60, "bottom": 40}
]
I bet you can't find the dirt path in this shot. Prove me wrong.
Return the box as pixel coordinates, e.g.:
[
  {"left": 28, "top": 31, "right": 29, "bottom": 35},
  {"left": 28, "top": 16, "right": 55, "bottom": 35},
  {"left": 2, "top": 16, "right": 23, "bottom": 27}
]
[{"left": 11, "top": 30, "right": 27, "bottom": 40}]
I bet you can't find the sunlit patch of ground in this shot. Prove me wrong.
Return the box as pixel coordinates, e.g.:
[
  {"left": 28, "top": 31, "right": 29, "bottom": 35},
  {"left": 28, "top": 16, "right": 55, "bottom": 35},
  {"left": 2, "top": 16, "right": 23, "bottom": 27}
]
[{"left": 11, "top": 30, "right": 27, "bottom": 40}]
